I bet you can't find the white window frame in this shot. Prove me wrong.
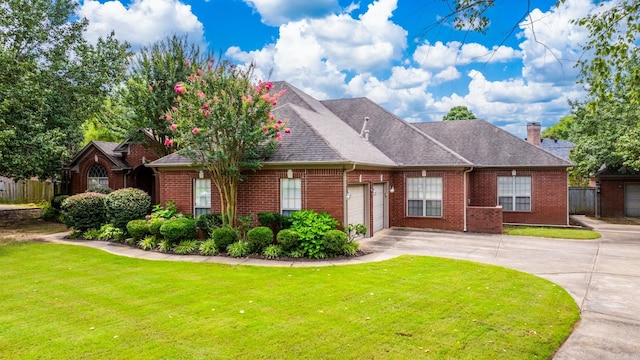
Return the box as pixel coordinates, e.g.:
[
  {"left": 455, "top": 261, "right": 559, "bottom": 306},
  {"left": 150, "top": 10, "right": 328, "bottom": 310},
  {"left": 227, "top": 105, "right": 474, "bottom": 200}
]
[
  {"left": 497, "top": 176, "right": 531, "bottom": 212},
  {"left": 194, "top": 178, "right": 211, "bottom": 217},
  {"left": 87, "top": 164, "right": 109, "bottom": 191},
  {"left": 406, "top": 177, "right": 443, "bottom": 217},
  {"left": 280, "top": 178, "right": 301, "bottom": 216}
]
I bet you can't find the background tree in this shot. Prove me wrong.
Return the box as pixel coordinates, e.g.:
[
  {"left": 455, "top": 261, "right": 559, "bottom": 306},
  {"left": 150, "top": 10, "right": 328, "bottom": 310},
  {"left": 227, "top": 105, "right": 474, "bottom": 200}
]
[
  {"left": 123, "top": 35, "right": 209, "bottom": 157},
  {"left": 541, "top": 115, "right": 575, "bottom": 140},
  {"left": 443, "top": 105, "right": 477, "bottom": 121},
  {"left": 168, "top": 62, "right": 290, "bottom": 226},
  {"left": 82, "top": 95, "right": 132, "bottom": 145},
  {"left": 0, "top": 0, "right": 129, "bottom": 180}
]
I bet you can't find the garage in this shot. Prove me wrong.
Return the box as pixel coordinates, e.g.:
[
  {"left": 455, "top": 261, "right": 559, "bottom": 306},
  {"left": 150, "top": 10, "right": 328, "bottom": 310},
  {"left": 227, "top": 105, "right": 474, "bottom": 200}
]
[
  {"left": 347, "top": 184, "right": 367, "bottom": 231},
  {"left": 625, "top": 183, "right": 640, "bottom": 217},
  {"left": 372, "top": 183, "right": 386, "bottom": 232}
]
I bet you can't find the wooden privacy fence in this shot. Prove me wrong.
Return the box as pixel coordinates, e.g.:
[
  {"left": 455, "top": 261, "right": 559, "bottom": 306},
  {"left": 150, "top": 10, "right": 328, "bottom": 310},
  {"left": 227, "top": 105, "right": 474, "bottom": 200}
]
[
  {"left": 0, "top": 176, "right": 55, "bottom": 203},
  {"left": 569, "top": 187, "right": 595, "bottom": 216}
]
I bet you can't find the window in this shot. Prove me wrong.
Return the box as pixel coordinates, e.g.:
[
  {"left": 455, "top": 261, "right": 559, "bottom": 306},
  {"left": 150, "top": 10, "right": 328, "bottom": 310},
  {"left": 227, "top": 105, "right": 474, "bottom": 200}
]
[
  {"left": 280, "top": 178, "right": 301, "bottom": 216},
  {"left": 194, "top": 178, "right": 211, "bottom": 217},
  {"left": 406, "top": 177, "right": 442, "bottom": 217},
  {"left": 498, "top": 176, "right": 531, "bottom": 211},
  {"left": 87, "top": 164, "right": 108, "bottom": 191}
]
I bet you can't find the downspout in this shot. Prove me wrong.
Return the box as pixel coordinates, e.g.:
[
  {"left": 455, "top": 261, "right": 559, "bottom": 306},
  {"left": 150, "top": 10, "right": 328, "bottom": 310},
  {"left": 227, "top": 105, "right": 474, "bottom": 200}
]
[
  {"left": 343, "top": 163, "right": 357, "bottom": 228},
  {"left": 463, "top": 166, "right": 474, "bottom": 232}
]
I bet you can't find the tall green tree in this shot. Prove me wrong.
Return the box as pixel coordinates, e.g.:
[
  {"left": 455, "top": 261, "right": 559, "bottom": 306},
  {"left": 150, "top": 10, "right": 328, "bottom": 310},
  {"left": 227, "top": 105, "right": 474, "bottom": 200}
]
[
  {"left": 541, "top": 115, "right": 575, "bottom": 140},
  {"left": 81, "top": 95, "right": 132, "bottom": 145},
  {"left": 443, "top": 105, "right": 477, "bottom": 121},
  {"left": 123, "top": 35, "right": 209, "bottom": 157},
  {"left": 0, "top": 0, "right": 130, "bottom": 180},
  {"left": 167, "top": 62, "right": 290, "bottom": 226}
]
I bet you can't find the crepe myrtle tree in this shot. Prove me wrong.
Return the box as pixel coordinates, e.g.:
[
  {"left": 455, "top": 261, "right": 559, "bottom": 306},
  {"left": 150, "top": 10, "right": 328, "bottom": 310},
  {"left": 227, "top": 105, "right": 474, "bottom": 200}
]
[{"left": 166, "top": 60, "right": 290, "bottom": 226}]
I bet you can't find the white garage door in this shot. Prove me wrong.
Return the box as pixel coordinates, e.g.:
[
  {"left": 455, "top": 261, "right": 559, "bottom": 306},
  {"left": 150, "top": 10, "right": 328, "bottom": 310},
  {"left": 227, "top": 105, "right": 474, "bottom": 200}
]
[
  {"left": 348, "top": 185, "right": 366, "bottom": 229},
  {"left": 625, "top": 183, "right": 640, "bottom": 217},
  {"left": 373, "top": 184, "right": 386, "bottom": 232}
]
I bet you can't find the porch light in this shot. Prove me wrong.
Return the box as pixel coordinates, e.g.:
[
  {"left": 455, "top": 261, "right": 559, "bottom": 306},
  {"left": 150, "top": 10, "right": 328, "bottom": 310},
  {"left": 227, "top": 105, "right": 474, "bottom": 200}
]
[
  {"left": 199, "top": 170, "right": 204, "bottom": 179},
  {"left": 346, "top": 190, "right": 351, "bottom": 200},
  {"left": 94, "top": 155, "right": 98, "bottom": 162},
  {"left": 287, "top": 169, "right": 293, "bottom": 179},
  {"left": 512, "top": 169, "right": 516, "bottom": 176},
  {"left": 389, "top": 186, "right": 395, "bottom": 194}
]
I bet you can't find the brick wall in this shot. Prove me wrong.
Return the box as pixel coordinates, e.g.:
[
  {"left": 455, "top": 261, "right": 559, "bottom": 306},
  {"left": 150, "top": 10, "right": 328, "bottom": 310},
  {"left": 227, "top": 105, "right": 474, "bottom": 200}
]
[
  {"left": 70, "top": 148, "right": 125, "bottom": 195},
  {"left": 389, "top": 170, "right": 465, "bottom": 232},
  {"left": 466, "top": 206, "right": 503, "bottom": 234},
  {"left": 598, "top": 178, "right": 637, "bottom": 217},
  {"left": 469, "top": 168, "right": 568, "bottom": 225}
]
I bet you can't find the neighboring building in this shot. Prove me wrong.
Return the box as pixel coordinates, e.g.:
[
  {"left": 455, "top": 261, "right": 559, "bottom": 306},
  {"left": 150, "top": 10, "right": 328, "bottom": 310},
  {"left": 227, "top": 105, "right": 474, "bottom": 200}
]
[
  {"left": 145, "top": 82, "right": 572, "bottom": 234},
  {"left": 63, "top": 131, "right": 160, "bottom": 203},
  {"left": 592, "top": 167, "right": 640, "bottom": 217},
  {"left": 525, "top": 121, "right": 575, "bottom": 162}
]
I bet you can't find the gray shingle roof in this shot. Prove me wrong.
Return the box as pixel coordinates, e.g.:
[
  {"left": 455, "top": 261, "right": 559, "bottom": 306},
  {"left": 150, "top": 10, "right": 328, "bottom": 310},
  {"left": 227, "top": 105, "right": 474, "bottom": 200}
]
[
  {"left": 412, "top": 120, "right": 572, "bottom": 167},
  {"left": 67, "top": 141, "right": 131, "bottom": 170},
  {"left": 540, "top": 138, "right": 574, "bottom": 162},
  {"left": 321, "top": 97, "right": 471, "bottom": 166}
]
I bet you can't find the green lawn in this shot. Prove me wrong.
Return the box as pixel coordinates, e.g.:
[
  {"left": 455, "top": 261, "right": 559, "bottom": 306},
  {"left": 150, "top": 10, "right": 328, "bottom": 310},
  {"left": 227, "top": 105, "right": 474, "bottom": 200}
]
[
  {"left": 0, "top": 241, "right": 580, "bottom": 359},
  {"left": 504, "top": 226, "right": 601, "bottom": 240}
]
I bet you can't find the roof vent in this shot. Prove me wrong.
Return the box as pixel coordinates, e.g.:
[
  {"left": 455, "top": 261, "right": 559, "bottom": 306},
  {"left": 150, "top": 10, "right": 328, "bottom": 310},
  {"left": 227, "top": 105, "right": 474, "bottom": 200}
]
[{"left": 359, "top": 116, "right": 370, "bottom": 140}]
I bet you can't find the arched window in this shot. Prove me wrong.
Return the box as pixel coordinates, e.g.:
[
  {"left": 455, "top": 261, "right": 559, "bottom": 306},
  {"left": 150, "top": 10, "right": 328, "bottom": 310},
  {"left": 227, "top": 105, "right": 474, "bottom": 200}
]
[{"left": 87, "top": 164, "right": 109, "bottom": 191}]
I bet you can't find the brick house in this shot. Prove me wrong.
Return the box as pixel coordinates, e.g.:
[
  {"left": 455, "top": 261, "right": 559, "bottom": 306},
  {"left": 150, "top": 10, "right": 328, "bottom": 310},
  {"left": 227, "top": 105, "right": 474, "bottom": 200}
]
[
  {"left": 146, "top": 82, "right": 572, "bottom": 234},
  {"left": 63, "top": 131, "right": 161, "bottom": 203},
  {"left": 591, "top": 167, "right": 640, "bottom": 217}
]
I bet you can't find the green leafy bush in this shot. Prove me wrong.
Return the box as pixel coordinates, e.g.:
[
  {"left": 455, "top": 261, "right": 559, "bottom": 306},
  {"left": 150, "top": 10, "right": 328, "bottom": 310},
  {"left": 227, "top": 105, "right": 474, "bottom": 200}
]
[
  {"left": 127, "top": 219, "right": 149, "bottom": 241},
  {"left": 157, "top": 239, "right": 173, "bottom": 252},
  {"left": 342, "top": 242, "right": 360, "bottom": 256},
  {"left": 51, "top": 195, "right": 69, "bottom": 210},
  {"left": 97, "top": 223, "right": 126, "bottom": 242},
  {"left": 346, "top": 223, "right": 367, "bottom": 241},
  {"left": 289, "top": 210, "right": 340, "bottom": 258},
  {"left": 196, "top": 213, "right": 223, "bottom": 238},
  {"left": 247, "top": 226, "right": 274, "bottom": 253},
  {"left": 263, "top": 244, "right": 282, "bottom": 259},
  {"left": 61, "top": 192, "right": 107, "bottom": 231},
  {"left": 138, "top": 236, "right": 157, "bottom": 251},
  {"left": 288, "top": 249, "right": 305, "bottom": 258},
  {"left": 159, "top": 218, "right": 197, "bottom": 244},
  {"left": 174, "top": 240, "right": 200, "bottom": 255},
  {"left": 324, "top": 229, "right": 348, "bottom": 255},
  {"left": 227, "top": 241, "right": 250, "bottom": 258},
  {"left": 148, "top": 218, "right": 165, "bottom": 236},
  {"left": 83, "top": 228, "right": 101, "bottom": 240},
  {"left": 89, "top": 187, "right": 113, "bottom": 194},
  {"left": 150, "top": 201, "right": 182, "bottom": 220},
  {"left": 212, "top": 227, "right": 238, "bottom": 250},
  {"left": 237, "top": 214, "right": 254, "bottom": 240},
  {"left": 257, "top": 212, "right": 292, "bottom": 239},
  {"left": 198, "top": 240, "right": 218, "bottom": 256},
  {"left": 276, "top": 229, "right": 299, "bottom": 252},
  {"left": 41, "top": 204, "right": 58, "bottom": 220},
  {"left": 105, "top": 188, "right": 151, "bottom": 229}
]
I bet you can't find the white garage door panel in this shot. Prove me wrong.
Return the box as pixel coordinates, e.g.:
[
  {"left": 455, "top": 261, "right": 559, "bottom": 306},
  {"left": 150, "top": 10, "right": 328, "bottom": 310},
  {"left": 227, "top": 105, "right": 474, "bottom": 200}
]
[
  {"left": 373, "top": 184, "right": 385, "bottom": 232},
  {"left": 348, "top": 185, "right": 366, "bottom": 227},
  {"left": 625, "top": 183, "right": 640, "bottom": 217}
]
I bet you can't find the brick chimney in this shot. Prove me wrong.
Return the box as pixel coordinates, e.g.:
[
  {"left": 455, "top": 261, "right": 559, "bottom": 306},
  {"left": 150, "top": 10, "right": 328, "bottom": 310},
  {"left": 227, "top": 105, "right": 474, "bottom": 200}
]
[{"left": 526, "top": 121, "right": 541, "bottom": 147}]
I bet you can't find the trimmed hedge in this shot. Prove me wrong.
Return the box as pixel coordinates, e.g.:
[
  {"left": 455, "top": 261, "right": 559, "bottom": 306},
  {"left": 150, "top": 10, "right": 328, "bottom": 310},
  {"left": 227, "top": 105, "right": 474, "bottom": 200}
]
[
  {"left": 159, "top": 218, "right": 197, "bottom": 244},
  {"left": 196, "top": 213, "right": 223, "bottom": 238},
  {"left": 212, "top": 227, "right": 238, "bottom": 250},
  {"left": 323, "top": 229, "right": 348, "bottom": 255},
  {"left": 247, "top": 226, "right": 274, "bottom": 253},
  {"left": 276, "top": 229, "right": 299, "bottom": 252},
  {"left": 127, "top": 219, "right": 150, "bottom": 241},
  {"left": 51, "top": 195, "right": 69, "bottom": 210},
  {"left": 61, "top": 192, "right": 107, "bottom": 231},
  {"left": 105, "top": 188, "right": 151, "bottom": 229}
]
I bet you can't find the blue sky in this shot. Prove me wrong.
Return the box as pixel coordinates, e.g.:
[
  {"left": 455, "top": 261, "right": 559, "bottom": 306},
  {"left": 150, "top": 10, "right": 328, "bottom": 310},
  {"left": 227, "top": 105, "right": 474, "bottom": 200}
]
[{"left": 78, "top": 0, "right": 600, "bottom": 137}]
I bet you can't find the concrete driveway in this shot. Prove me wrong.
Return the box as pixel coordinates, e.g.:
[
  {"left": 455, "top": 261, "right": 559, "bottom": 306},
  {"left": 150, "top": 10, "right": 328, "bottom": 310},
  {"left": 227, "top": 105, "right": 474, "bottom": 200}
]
[{"left": 359, "top": 216, "right": 640, "bottom": 359}]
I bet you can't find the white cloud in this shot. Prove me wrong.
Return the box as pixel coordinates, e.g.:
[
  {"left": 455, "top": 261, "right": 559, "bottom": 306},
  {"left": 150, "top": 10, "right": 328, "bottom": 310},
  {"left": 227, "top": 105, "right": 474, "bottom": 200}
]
[
  {"left": 243, "top": 0, "right": 340, "bottom": 26},
  {"left": 413, "top": 41, "right": 520, "bottom": 70},
  {"left": 79, "top": 0, "right": 204, "bottom": 49}
]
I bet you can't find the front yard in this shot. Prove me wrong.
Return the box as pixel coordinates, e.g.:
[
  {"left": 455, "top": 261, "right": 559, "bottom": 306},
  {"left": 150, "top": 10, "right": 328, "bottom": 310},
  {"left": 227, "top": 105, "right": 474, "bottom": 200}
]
[{"left": 0, "top": 240, "right": 579, "bottom": 359}]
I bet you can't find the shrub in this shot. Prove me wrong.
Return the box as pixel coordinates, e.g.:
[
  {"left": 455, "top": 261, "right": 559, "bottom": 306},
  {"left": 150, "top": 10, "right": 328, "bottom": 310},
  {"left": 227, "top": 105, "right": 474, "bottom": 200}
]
[
  {"left": 97, "top": 223, "right": 126, "bottom": 242},
  {"left": 41, "top": 204, "right": 58, "bottom": 220},
  {"left": 127, "top": 219, "right": 149, "bottom": 241},
  {"left": 236, "top": 214, "right": 254, "bottom": 240},
  {"left": 342, "top": 242, "right": 360, "bottom": 256},
  {"left": 150, "top": 201, "right": 182, "bottom": 220},
  {"left": 288, "top": 249, "right": 305, "bottom": 258},
  {"left": 263, "top": 244, "right": 282, "bottom": 259},
  {"left": 324, "top": 229, "right": 348, "bottom": 256},
  {"left": 174, "top": 240, "right": 200, "bottom": 255},
  {"left": 51, "top": 195, "right": 69, "bottom": 210},
  {"left": 105, "top": 188, "right": 151, "bottom": 229},
  {"left": 157, "top": 239, "right": 173, "bottom": 253},
  {"left": 227, "top": 241, "right": 250, "bottom": 258},
  {"left": 276, "top": 229, "right": 299, "bottom": 252},
  {"left": 83, "top": 228, "right": 101, "bottom": 240},
  {"left": 90, "top": 187, "right": 113, "bottom": 194},
  {"left": 198, "top": 240, "right": 218, "bottom": 256},
  {"left": 61, "top": 192, "right": 107, "bottom": 231},
  {"left": 159, "top": 217, "right": 197, "bottom": 244},
  {"left": 138, "top": 236, "right": 157, "bottom": 251},
  {"left": 148, "top": 218, "right": 164, "bottom": 236},
  {"left": 289, "top": 210, "right": 340, "bottom": 258},
  {"left": 347, "top": 223, "right": 367, "bottom": 241},
  {"left": 247, "top": 226, "right": 274, "bottom": 253},
  {"left": 257, "top": 212, "right": 292, "bottom": 239},
  {"left": 196, "top": 213, "right": 223, "bottom": 238},
  {"left": 212, "top": 227, "right": 238, "bottom": 250}
]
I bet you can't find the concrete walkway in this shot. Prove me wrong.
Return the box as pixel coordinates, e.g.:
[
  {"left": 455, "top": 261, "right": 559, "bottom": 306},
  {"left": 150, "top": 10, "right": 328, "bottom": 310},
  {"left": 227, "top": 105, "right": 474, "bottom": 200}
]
[{"left": 41, "top": 216, "right": 640, "bottom": 359}]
